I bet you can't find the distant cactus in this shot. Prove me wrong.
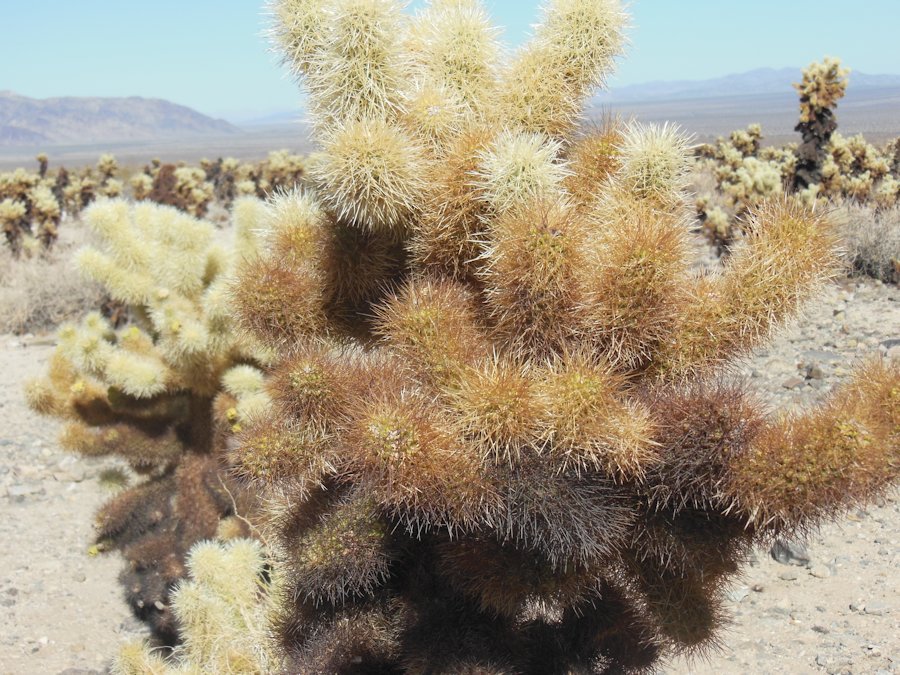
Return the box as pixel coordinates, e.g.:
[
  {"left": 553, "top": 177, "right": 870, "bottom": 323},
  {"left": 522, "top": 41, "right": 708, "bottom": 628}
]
[
  {"left": 36, "top": 152, "right": 49, "bottom": 178},
  {"left": 210, "top": 1, "right": 900, "bottom": 672},
  {"left": 792, "top": 57, "right": 849, "bottom": 192},
  {"left": 0, "top": 165, "right": 65, "bottom": 255},
  {"left": 694, "top": 124, "right": 794, "bottom": 252},
  {"left": 148, "top": 164, "right": 215, "bottom": 217},
  {"left": 200, "top": 151, "right": 308, "bottom": 208},
  {"left": 26, "top": 199, "right": 270, "bottom": 641}
]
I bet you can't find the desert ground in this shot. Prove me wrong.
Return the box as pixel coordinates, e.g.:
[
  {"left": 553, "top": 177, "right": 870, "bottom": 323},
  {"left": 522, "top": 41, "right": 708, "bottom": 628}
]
[{"left": 0, "top": 270, "right": 896, "bottom": 674}]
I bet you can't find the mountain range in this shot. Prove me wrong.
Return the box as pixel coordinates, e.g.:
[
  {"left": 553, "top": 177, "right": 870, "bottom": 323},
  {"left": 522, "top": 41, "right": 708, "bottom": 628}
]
[
  {"left": 1, "top": 66, "right": 897, "bottom": 162},
  {"left": 0, "top": 91, "right": 238, "bottom": 147},
  {"left": 595, "top": 67, "right": 900, "bottom": 103}
]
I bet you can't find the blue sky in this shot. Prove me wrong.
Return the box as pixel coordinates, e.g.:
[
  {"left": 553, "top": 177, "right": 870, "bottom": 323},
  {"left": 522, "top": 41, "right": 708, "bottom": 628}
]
[{"left": 1, "top": 1, "right": 898, "bottom": 122}]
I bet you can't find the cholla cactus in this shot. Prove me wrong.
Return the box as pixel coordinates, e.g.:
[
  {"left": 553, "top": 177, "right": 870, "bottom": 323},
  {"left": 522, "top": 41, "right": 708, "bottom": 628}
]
[
  {"left": 30, "top": 183, "right": 62, "bottom": 247},
  {"left": 0, "top": 166, "right": 65, "bottom": 255},
  {"left": 260, "top": 149, "right": 307, "bottom": 193},
  {"left": 819, "top": 132, "right": 896, "bottom": 205},
  {"left": 96, "top": 154, "right": 124, "bottom": 198},
  {"left": 695, "top": 124, "right": 793, "bottom": 252},
  {"left": 130, "top": 172, "right": 154, "bottom": 201},
  {"left": 113, "top": 539, "right": 282, "bottom": 674},
  {"left": 219, "top": 1, "right": 900, "bottom": 672},
  {"left": 200, "top": 152, "right": 308, "bottom": 208},
  {"left": 0, "top": 197, "right": 29, "bottom": 255},
  {"left": 26, "top": 199, "right": 270, "bottom": 641},
  {"left": 792, "top": 57, "right": 849, "bottom": 191},
  {"left": 729, "top": 122, "right": 762, "bottom": 156},
  {"left": 63, "top": 168, "right": 98, "bottom": 216},
  {"left": 36, "top": 152, "right": 49, "bottom": 178},
  {"left": 149, "top": 164, "right": 215, "bottom": 217}
]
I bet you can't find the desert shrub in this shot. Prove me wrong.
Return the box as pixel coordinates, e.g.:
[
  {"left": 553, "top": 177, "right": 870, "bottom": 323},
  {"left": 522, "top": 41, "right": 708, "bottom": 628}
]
[
  {"left": 207, "top": 1, "right": 900, "bottom": 672},
  {"left": 0, "top": 221, "right": 106, "bottom": 334},
  {"left": 25, "top": 198, "right": 272, "bottom": 642},
  {"left": 838, "top": 203, "right": 900, "bottom": 283}
]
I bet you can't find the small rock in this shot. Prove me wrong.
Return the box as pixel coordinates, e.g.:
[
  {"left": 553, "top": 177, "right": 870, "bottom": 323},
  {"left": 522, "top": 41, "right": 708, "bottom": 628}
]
[
  {"left": 864, "top": 644, "right": 883, "bottom": 657},
  {"left": 811, "top": 624, "right": 830, "bottom": 634},
  {"left": 804, "top": 363, "right": 826, "bottom": 380},
  {"left": 752, "top": 584, "right": 765, "bottom": 593},
  {"left": 72, "top": 572, "right": 86, "bottom": 583},
  {"left": 779, "top": 570, "right": 799, "bottom": 581},
  {"left": 816, "top": 653, "right": 852, "bottom": 675},
  {"left": 809, "top": 564, "right": 832, "bottom": 579},
  {"left": 781, "top": 376, "right": 805, "bottom": 390},
  {"left": 52, "top": 467, "right": 86, "bottom": 483},
  {"left": 864, "top": 602, "right": 890, "bottom": 616},
  {"left": 5, "top": 484, "right": 45, "bottom": 502},
  {"left": 771, "top": 538, "right": 811, "bottom": 566}
]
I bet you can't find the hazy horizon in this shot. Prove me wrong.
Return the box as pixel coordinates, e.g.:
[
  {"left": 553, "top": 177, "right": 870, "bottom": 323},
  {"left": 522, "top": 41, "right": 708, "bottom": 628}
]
[{"left": 3, "top": 1, "right": 899, "bottom": 122}]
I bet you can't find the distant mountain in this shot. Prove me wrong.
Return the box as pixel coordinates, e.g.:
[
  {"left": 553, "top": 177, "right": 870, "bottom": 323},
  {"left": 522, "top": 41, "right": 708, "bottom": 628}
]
[
  {"left": 237, "top": 109, "right": 306, "bottom": 128},
  {"left": 587, "top": 67, "right": 900, "bottom": 143},
  {"left": 597, "top": 67, "right": 900, "bottom": 103},
  {"left": 0, "top": 92, "right": 239, "bottom": 147}
]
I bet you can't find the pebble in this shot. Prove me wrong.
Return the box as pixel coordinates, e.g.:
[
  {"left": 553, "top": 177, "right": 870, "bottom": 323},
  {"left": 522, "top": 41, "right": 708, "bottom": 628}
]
[
  {"left": 804, "top": 363, "right": 826, "bottom": 380},
  {"left": 781, "top": 376, "right": 805, "bottom": 389},
  {"left": 816, "top": 653, "right": 853, "bottom": 675},
  {"left": 52, "top": 467, "right": 86, "bottom": 483},
  {"left": 779, "top": 570, "right": 799, "bottom": 581},
  {"left": 864, "top": 602, "right": 890, "bottom": 616},
  {"left": 771, "top": 539, "right": 811, "bottom": 567},
  {"left": 5, "top": 484, "right": 45, "bottom": 502}
]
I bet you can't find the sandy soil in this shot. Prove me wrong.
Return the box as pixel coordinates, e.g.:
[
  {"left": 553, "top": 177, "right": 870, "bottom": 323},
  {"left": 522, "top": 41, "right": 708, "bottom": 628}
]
[{"left": 0, "top": 277, "right": 897, "bottom": 674}]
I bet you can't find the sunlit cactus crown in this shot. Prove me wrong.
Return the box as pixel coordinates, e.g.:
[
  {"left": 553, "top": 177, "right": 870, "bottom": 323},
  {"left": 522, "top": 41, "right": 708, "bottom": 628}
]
[
  {"left": 795, "top": 57, "right": 849, "bottom": 125},
  {"left": 228, "top": 1, "right": 900, "bottom": 671}
]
